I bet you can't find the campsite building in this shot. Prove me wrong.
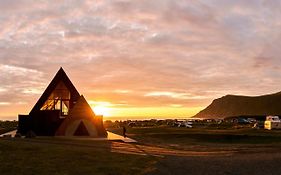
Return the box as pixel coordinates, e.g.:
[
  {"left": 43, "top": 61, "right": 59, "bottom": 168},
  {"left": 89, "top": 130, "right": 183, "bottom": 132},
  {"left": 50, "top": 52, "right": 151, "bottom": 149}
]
[{"left": 18, "top": 68, "right": 107, "bottom": 137}]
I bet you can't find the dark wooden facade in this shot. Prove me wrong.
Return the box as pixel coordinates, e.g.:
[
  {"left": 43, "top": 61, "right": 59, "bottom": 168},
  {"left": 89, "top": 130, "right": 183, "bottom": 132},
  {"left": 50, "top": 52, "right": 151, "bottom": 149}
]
[{"left": 18, "top": 68, "right": 107, "bottom": 137}]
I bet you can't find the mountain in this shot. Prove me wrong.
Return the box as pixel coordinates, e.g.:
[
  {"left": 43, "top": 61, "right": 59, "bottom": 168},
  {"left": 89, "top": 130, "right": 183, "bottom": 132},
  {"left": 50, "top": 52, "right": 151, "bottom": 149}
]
[{"left": 193, "top": 91, "right": 281, "bottom": 119}]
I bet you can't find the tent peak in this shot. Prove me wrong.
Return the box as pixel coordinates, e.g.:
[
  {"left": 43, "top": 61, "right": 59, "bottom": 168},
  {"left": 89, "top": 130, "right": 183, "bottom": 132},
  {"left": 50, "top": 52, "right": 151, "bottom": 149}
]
[{"left": 58, "top": 67, "right": 66, "bottom": 74}]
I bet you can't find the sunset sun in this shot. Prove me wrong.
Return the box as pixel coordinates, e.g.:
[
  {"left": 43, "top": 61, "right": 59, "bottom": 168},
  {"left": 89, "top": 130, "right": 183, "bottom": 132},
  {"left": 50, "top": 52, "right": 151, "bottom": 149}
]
[{"left": 92, "top": 105, "right": 111, "bottom": 117}]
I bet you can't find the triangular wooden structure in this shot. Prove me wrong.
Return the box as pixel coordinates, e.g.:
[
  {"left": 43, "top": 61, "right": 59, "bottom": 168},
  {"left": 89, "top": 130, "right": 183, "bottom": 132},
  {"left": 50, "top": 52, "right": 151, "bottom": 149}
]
[
  {"left": 55, "top": 95, "right": 107, "bottom": 137},
  {"left": 18, "top": 68, "right": 107, "bottom": 137},
  {"left": 30, "top": 67, "right": 80, "bottom": 115}
]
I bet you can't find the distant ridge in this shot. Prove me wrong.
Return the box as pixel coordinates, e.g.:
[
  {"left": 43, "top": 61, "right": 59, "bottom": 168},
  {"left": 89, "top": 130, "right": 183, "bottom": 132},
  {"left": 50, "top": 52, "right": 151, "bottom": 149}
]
[{"left": 193, "top": 91, "right": 281, "bottom": 119}]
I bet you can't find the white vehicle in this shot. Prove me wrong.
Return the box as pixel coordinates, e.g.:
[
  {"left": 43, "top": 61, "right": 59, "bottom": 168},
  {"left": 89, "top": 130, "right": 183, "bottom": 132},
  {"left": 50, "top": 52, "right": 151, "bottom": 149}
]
[
  {"left": 264, "top": 116, "right": 281, "bottom": 130},
  {"left": 177, "top": 121, "right": 193, "bottom": 128}
]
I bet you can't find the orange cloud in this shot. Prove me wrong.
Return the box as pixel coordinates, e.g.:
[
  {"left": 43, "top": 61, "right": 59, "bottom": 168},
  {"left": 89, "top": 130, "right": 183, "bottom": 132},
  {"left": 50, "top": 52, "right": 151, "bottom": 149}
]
[{"left": 1, "top": 0, "right": 281, "bottom": 120}]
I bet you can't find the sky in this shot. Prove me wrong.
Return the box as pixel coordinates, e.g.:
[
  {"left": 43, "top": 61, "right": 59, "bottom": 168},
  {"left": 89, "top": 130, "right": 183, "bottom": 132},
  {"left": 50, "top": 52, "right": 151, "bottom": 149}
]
[{"left": 1, "top": 0, "right": 281, "bottom": 120}]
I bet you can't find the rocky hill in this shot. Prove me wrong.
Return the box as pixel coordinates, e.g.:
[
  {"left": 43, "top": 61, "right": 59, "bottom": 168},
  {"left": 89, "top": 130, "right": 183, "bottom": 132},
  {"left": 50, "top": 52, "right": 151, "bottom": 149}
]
[{"left": 193, "top": 92, "right": 281, "bottom": 119}]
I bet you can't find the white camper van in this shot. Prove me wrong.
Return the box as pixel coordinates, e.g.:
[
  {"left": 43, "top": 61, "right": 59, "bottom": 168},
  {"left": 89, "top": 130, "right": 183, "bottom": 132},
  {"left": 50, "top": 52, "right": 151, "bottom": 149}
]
[{"left": 264, "top": 116, "right": 281, "bottom": 130}]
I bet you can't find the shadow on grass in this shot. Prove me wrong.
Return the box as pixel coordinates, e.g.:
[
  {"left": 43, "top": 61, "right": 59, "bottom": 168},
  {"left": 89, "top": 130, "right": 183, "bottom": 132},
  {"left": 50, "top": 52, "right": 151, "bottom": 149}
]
[{"left": 0, "top": 138, "right": 157, "bottom": 175}]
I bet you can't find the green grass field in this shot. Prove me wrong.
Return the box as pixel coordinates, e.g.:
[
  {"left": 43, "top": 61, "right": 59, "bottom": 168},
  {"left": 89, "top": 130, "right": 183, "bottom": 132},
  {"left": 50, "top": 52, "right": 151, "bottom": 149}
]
[
  {"left": 2, "top": 127, "right": 281, "bottom": 175},
  {"left": 108, "top": 126, "right": 281, "bottom": 150},
  {"left": 0, "top": 138, "right": 157, "bottom": 175}
]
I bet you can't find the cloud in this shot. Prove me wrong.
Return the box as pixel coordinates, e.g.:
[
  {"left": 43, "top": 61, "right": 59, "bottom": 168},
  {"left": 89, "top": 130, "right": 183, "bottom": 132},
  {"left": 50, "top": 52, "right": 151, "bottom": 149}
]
[
  {"left": 144, "top": 91, "right": 208, "bottom": 100},
  {"left": 0, "top": 102, "right": 11, "bottom": 106},
  {"left": 0, "top": 0, "right": 281, "bottom": 119}
]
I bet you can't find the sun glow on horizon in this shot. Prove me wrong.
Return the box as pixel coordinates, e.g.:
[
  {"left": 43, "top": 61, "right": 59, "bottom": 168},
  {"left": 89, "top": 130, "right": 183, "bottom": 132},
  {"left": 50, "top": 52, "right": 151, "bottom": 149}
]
[
  {"left": 89, "top": 100, "right": 203, "bottom": 119},
  {"left": 89, "top": 101, "right": 113, "bottom": 116},
  {"left": 92, "top": 105, "right": 111, "bottom": 116}
]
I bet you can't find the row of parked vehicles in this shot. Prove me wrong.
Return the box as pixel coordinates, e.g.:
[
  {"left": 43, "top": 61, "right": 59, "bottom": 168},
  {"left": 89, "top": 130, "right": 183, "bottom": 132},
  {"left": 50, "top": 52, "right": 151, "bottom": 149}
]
[{"left": 173, "top": 116, "right": 281, "bottom": 130}]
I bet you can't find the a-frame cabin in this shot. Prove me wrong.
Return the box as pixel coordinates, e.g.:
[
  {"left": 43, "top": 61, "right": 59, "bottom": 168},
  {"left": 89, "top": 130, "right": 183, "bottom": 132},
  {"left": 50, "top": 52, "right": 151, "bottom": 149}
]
[{"left": 18, "top": 68, "right": 107, "bottom": 137}]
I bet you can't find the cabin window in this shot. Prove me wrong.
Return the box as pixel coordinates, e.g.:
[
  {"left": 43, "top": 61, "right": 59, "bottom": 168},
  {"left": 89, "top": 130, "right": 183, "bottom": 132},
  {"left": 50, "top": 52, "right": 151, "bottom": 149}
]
[{"left": 40, "top": 81, "right": 71, "bottom": 116}]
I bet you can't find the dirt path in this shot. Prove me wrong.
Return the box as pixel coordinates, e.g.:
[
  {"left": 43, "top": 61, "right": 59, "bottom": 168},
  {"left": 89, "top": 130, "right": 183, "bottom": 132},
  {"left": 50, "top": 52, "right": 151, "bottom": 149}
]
[
  {"left": 3, "top": 138, "right": 235, "bottom": 157},
  {"left": 111, "top": 142, "right": 281, "bottom": 175},
  {"left": 148, "top": 152, "right": 281, "bottom": 175},
  {"left": 110, "top": 142, "right": 235, "bottom": 157}
]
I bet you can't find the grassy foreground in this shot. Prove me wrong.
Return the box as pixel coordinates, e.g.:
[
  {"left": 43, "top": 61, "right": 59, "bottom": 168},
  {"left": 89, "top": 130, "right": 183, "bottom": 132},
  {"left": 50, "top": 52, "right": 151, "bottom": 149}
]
[
  {"left": 0, "top": 138, "right": 157, "bottom": 175},
  {"left": 108, "top": 126, "right": 281, "bottom": 150},
  {"left": 2, "top": 127, "right": 281, "bottom": 175}
]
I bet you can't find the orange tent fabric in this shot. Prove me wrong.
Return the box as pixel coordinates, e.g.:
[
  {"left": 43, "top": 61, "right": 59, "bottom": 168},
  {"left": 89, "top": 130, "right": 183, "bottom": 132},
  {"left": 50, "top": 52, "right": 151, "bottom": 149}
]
[{"left": 55, "top": 95, "right": 107, "bottom": 137}]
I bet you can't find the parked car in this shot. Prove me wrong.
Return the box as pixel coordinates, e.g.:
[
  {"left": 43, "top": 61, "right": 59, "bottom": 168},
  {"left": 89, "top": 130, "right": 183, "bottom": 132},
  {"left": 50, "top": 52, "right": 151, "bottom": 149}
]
[
  {"left": 233, "top": 118, "right": 250, "bottom": 124},
  {"left": 264, "top": 116, "right": 281, "bottom": 130},
  {"left": 247, "top": 118, "right": 257, "bottom": 123},
  {"left": 177, "top": 121, "right": 192, "bottom": 128}
]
